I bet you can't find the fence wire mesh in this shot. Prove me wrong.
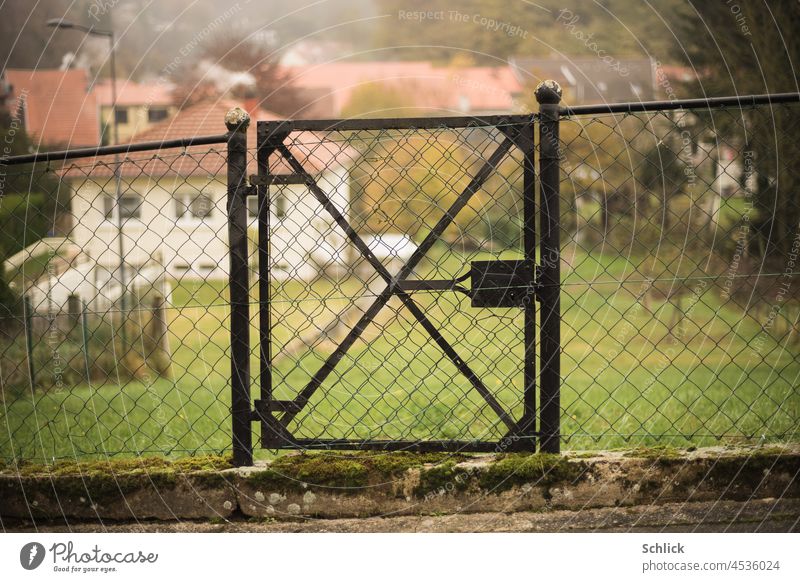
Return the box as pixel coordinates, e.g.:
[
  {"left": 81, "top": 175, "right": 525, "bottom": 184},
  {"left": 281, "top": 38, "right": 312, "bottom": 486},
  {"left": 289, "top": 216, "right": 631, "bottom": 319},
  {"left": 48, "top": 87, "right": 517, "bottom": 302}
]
[
  {"left": 1, "top": 98, "right": 798, "bottom": 463},
  {"left": 255, "top": 122, "right": 531, "bottom": 448},
  {"left": 0, "top": 143, "right": 234, "bottom": 462},
  {"left": 558, "top": 102, "right": 800, "bottom": 448}
]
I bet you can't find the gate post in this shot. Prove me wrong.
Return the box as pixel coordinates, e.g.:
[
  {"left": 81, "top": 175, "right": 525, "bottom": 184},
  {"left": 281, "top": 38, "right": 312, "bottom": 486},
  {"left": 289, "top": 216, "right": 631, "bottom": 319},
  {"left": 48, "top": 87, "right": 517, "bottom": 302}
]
[
  {"left": 536, "top": 81, "right": 562, "bottom": 454},
  {"left": 226, "top": 107, "right": 253, "bottom": 466},
  {"left": 522, "top": 112, "right": 537, "bottom": 450}
]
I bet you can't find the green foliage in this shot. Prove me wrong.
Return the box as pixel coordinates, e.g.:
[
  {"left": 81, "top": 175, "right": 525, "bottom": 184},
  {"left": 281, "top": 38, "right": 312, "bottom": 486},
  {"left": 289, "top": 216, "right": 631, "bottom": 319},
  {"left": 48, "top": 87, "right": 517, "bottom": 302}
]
[
  {"left": 672, "top": 1, "right": 800, "bottom": 263},
  {"left": 341, "top": 82, "right": 416, "bottom": 118},
  {"left": 0, "top": 307, "right": 171, "bottom": 393},
  {"left": 637, "top": 142, "right": 687, "bottom": 204},
  {"left": 0, "top": 192, "right": 58, "bottom": 259},
  {"left": 369, "top": 0, "right": 688, "bottom": 63},
  {"left": 1, "top": 109, "right": 65, "bottom": 316},
  {"left": 349, "top": 130, "right": 522, "bottom": 248}
]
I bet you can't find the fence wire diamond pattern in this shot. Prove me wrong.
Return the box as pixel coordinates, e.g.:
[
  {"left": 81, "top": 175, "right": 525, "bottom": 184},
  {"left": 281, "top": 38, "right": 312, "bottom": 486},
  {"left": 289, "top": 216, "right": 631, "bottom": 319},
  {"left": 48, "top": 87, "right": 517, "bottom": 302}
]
[{"left": 1, "top": 96, "right": 798, "bottom": 463}]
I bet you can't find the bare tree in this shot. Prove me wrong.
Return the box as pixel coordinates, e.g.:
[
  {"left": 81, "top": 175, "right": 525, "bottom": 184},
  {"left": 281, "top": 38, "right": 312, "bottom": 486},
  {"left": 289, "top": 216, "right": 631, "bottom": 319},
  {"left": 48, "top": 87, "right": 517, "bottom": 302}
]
[{"left": 170, "top": 31, "right": 303, "bottom": 115}]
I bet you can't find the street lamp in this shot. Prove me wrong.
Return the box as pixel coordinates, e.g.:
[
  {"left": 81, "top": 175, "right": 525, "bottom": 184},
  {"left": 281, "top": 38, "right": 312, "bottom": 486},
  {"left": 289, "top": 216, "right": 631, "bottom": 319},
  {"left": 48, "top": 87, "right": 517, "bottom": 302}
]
[
  {"left": 47, "top": 18, "right": 127, "bottom": 343},
  {"left": 46, "top": 19, "right": 118, "bottom": 145}
]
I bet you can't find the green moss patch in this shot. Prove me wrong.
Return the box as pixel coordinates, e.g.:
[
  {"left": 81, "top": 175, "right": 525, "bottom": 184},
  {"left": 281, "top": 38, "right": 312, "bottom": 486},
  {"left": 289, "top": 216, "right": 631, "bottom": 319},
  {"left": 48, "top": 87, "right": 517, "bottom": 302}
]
[
  {"left": 415, "top": 461, "right": 472, "bottom": 497},
  {"left": 0, "top": 455, "right": 234, "bottom": 504},
  {"left": 478, "top": 454, "right": 587, "bottom": 493},
  {"left": 2, "top": 454, "right": 233, "bottom": 478},
  {"left": 623, "top": 445, "right": 686, "bottom": 461},
  {"left": 701, "top": 452, "right": 798, "bottom": 486},
  {"left": 245, "top": 452, "right": 465, "bottom": 492},
  {"left": 619, "top": 448, "right": 800, "bottom": 499},
  {"left": 4, "top": 447, "right": 795, "bottom": 512}
]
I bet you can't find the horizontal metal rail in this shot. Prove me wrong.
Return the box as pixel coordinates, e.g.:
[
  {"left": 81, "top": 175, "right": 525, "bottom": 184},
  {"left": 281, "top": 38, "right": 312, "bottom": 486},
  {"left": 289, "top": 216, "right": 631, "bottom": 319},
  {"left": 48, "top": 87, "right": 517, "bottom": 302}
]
[
  {"left": 257, "top": 114, "right": 534, "bottom": 133},
  {"left": 561, "top": 92, "right": 800, "bottom": 116},
  {"left": 0, "top": 133, "right": 230, "bottom": 166},
  {"left": 264, "top": 438, "right": 538, "bottom": 453},
  {"left": 396, "top": 278, "right": 470, "bottom": 294}
]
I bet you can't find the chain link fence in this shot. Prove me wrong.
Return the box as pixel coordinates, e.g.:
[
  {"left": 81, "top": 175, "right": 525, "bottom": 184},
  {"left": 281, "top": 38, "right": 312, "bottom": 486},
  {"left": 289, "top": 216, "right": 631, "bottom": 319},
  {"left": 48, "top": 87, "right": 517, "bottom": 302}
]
[
  {"left": 1, "top": 93, "right": 798, "bottom": 463},
  {"left": 1, "top": 137, "right": 235, "bottom": 462},
  {"left": 252, "top": 119, "right": 534, "bottom": 453},
  {"left": 558, "top": 100, "right": 800, "bottom": 448}
]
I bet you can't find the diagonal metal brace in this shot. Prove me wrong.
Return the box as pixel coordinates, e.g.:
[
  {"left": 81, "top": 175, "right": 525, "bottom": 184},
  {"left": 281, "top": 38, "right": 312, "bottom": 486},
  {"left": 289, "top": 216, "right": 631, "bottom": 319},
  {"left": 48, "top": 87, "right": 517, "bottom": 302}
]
[{"left": 271, "top": 137, "right": 519, "bottom": 432}]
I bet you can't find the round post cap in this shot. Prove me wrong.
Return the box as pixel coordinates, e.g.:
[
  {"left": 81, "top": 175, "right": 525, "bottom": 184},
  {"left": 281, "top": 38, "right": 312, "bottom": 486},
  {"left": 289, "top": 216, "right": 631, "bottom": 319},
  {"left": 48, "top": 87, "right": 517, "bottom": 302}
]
[
  {"left": 225, "top": 107, "right": 250, "bottom": 132},
  {"left": 535, "top": 80, "right": 563, "bottom": 104}
]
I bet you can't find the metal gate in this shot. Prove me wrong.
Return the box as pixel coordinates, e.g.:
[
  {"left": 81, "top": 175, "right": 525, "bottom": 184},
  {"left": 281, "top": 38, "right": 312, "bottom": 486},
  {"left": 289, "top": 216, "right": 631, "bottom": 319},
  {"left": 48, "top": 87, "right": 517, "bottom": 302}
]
[{"left": 226, "top": 85, "right": 563, "bottom": 464}]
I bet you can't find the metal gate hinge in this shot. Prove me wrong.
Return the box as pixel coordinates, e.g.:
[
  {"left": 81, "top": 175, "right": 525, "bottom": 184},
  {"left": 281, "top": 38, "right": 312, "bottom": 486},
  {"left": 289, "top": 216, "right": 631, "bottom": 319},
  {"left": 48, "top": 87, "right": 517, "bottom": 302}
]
[{"left": 252, "top": 399, "right": 302, "bottom": 421}]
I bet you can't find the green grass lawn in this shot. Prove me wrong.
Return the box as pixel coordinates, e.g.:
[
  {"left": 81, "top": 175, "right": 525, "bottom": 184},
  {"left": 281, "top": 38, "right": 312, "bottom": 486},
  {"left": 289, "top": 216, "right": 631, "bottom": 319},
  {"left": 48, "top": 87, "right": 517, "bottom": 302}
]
[{"left": 1, "top": 246, "right": 798, "bottom": 462}]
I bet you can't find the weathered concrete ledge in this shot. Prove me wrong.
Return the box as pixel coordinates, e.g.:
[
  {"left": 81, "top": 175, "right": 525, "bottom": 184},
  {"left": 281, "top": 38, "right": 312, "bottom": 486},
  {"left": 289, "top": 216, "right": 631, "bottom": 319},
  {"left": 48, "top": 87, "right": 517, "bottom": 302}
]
[
  {"left": 7, "top": 499, "right": 799, "bottom": 533},
  {"left": 1, "top": 445, "right": 798, "bottom": 523}
]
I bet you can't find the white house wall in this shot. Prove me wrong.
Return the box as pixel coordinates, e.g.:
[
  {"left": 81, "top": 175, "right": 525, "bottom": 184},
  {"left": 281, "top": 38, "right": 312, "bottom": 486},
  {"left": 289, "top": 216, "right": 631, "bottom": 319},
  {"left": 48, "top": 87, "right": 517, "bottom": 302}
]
[
  {"left": 265, "top": 166, "right": 351, "bottom": 281},
  {"left": 68, "top": 175, "right": 228, "bottom": 282},
  {"left": 68, "top": 166, "right": 352, "bottom": 286}
]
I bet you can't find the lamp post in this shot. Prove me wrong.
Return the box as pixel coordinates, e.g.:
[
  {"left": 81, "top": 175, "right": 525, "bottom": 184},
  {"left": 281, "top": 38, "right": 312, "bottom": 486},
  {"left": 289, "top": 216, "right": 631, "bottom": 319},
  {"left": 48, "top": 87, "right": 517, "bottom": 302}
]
[
  {"left": 46, "top": 18, "right": 127, "bottom": 344},
  {"left": 46, "top": 19, "right": 118, "bottom": 146}
]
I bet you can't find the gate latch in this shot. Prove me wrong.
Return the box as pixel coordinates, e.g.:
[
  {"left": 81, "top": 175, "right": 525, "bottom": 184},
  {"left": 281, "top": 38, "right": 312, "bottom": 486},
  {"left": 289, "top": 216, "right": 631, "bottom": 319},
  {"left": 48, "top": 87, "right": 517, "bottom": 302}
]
[
  {"left": 470, "top": 260, "right": 534, "bottom": 308},
  {"left": 397, "top": 259, "right": 536, "bottom": 308}
]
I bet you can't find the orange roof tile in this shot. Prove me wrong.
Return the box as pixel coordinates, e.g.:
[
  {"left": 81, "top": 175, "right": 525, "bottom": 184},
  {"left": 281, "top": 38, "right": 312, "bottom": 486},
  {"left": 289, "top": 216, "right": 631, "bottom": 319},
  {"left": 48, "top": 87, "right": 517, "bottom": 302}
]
[
  {"left": 131, "top": 99, "right": 274, "bottom": 142},
  {"left": 92, "top": 79, "right": 173, "bottom": 107},
  {"left": 63, "top": 99, "right": 356, "bottom": 178},
  {"left": 5, "top": 68, "right": 99, "bottom": 147},
  {"left": 283, "top": 62, "right": 523, "bottom": 116}
]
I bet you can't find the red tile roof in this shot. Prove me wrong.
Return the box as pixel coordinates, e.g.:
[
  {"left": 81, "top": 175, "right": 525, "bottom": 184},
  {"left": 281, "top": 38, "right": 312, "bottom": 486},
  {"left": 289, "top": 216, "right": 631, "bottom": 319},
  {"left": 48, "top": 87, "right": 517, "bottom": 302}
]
[
  {"left": 63, "top": 99, "right": 356, "bottom": 178},
  {"left": 4, "top": 68, "right": 99, "bottom": 147},
  {"left": 132, "top": 99, "right": 273, "bottom": 141},
  {"left": 283, "top": 62, "right": 523, "bottom": 117},
  {"left": 92, "top": 79, "right": 173, "bottom": 107}
]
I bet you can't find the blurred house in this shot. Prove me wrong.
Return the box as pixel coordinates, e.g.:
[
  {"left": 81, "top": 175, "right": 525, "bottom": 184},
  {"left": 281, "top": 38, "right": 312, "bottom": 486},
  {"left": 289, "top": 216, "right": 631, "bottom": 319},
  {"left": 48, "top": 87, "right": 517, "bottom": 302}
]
[
  {"left": 2, "top": 68, "right": 99, "bottom": 147},
  {"left": 92, "top": 79, "right": 176, "bottom": 144},
  {"left": 283, "top": 62, "right": 524, "bottom": 118},
  {"left": 47, "top": 99, "right": 356, "bottom": 313},
  {"left": 509, "top": 57, "right": 656, "bottom": 104},
  {"left": 280, "top": 40, "right": 351, "bottom": 67},
  {"left": 1, "top": 69, "right": 177, "bottom": 148},
  {"left": 654, "top": 64, "right": 697, "bottom": 86}
]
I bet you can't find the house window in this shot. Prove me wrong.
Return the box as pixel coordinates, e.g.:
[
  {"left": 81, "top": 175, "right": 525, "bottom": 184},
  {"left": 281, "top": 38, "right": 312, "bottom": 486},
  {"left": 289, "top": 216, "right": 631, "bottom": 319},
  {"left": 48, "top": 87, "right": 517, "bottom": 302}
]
[
  {"left": 247, "top": 192, "right": 287, "bottom": 219},
  {"left": 120, "top": 195, "right": 142, "bottom": 219},
  {"left": 103, "top": 195, "right": 114, "bottom": 220},
  {"left": 114, "top": 107, "right": 129, "bottom": 124},
  {"left": 148, "top": 108, "right": 169, "bottom": 122},
  {"left": 175, "top": 193, "right": 214, "bottom": 221},
  {"left": 247, "top": 195, "right": 260, "bottom": 219},
  {"left": 275, "top": 191, "right": 287, "bottom": 219},
  {"left": 103, "top": 193, "right": 142, "bottom": 220}
]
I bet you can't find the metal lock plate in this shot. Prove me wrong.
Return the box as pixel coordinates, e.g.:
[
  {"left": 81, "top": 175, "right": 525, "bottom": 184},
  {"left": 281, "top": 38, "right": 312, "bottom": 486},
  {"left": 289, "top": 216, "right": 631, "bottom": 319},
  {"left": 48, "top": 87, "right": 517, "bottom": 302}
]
[{"left": 470, "top": 260, "right": 534, "bottom": 308}]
